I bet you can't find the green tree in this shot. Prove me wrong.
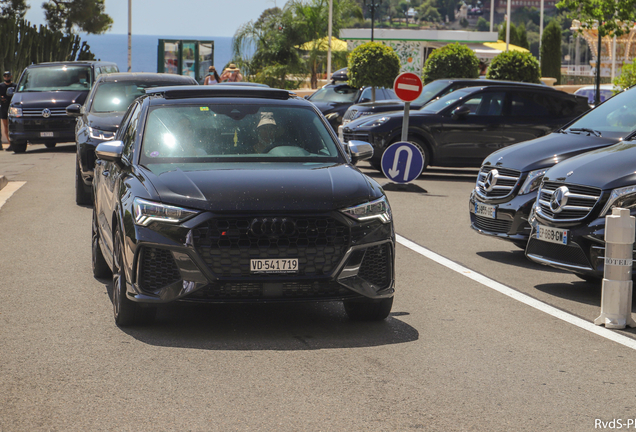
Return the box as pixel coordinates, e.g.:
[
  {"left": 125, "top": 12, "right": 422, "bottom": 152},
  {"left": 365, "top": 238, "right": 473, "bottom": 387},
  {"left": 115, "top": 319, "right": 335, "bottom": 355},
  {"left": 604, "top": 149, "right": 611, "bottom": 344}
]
[
  {"left": 613, "top": 60, "right": 636, "bottom": 92},
  {"left": 348, "top": 42, "right": 400, "bottom": 93},
  {"left": 540, "top": 20, "right": 562, "bottom": 84},
  {"left": 498, "top": 22, "right": 519, "bottom": 46},
  {"left": 0, "top": 0, "right": 28, "bottom": 19},
  {"left": 417, "top": 0, "right": 441, "bottom": 22},
  {"left": 436, "top": 0, "right": 459, "bottom": 22},
  {"left": 42, "top": 0, "right": 112, "bottom": 34},
  {"left": 486, "top": 50, "right": 541, "bottom": 83},
  {"left": 517, "top": 23, "right": 530, "bottom": 49},
  {"left": 476, "top": 17, "right": 489, "bottom": 32},
  {"left": 422, "top": 43, "right": 479, "bottom": 83}
]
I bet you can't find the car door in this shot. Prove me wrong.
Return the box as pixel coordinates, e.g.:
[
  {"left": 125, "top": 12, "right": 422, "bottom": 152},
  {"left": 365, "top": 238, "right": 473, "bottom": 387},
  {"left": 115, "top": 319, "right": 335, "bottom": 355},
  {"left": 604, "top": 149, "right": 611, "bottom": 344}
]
[
  {"left": 433, "top": 89, "right": 508, "bottom": 166},
  {"left": 498, "top": 91, "right": 555, "bottom": 143}
]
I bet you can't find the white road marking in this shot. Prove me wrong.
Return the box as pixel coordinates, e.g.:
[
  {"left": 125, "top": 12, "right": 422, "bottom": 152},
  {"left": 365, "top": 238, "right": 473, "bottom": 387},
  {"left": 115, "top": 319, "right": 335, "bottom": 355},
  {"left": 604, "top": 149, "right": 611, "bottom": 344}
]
[
  {"left": 396, "top": 234, "right": 636, "bottom": 351},
  {"left": 0, "top": 181, "right": 26, "bottom": 211},
  {"left": 397, "top": 83, "right": 420, "bottom": 92}
]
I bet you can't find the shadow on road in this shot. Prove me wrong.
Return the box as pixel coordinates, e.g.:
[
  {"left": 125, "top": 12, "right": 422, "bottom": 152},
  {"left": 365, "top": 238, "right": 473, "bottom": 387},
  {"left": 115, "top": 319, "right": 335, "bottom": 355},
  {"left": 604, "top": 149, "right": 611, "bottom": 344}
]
[
  {"left": 359, "top": 166, "right": 478, "bottom": 184},
  {"left": 476, "top": 250, "right": 568, "bottom": 274},
  {"left": 20, "top": 144, "right": 75, "bottom": 154}
]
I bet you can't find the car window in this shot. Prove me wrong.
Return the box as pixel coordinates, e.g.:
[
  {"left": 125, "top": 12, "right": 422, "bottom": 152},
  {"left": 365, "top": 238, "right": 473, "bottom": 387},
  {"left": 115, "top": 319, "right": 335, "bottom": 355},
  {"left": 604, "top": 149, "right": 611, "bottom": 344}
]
[
  {"left": 458, "top": 91, "right": 505, "bottom": 116},
  {"left": 419, "top": 88, "right": 474, "bottom": 113},
  {"left": 90, "top": 81, "right": 177, "bottom": 113},
  {"left": 510, "top": 92, "right": 550, "bottom": 116},
  {"left": 139, "top": 104, "right": 342, "bottom": 164},
  {"left": 568, "top": 87, "right": 636, "bottom": 135},
  {"left": 309, "top": 86, "right": 360, "bottom": 103},
  {"left": 17, "top": 66, "right": 92, "bottom": 92},
  {"left": 360, "top": 87, "right": 373, "bottom": 101},
  {"left": 412, "top": 80, "right": 452, "bottom": 105},
  {"left": 122, "top": 103, "right": 141, "bottom": 161}
]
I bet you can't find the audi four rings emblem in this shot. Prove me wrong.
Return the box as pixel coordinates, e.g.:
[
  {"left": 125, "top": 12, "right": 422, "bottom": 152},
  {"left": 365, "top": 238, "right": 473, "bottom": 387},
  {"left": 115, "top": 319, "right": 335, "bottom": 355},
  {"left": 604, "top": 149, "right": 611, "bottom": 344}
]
[
  {"left": 250, "top": 218, "right": 296, "bottom": 237},
  {"left": 484, "top": 169, "right": 499, "bottom": 192},
  {"left": 550, "top": 186, "right": 569, "bottom": 213},
  {"left": 42, "top": 108, "right": 51, "bottom": 118}
]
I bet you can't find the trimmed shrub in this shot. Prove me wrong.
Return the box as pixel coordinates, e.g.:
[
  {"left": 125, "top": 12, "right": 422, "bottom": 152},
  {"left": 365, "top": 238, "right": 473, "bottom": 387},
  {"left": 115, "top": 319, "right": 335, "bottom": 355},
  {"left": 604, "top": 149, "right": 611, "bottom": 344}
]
[
  {"left": 348, "top": 42, "right": 400, "bottom": 89},
  {"left": 422, "top": 42, "right": 479, "bottom": 83},
  {"left": 540, "top": 20, "right": 562, "bottom": 84},
  {"left": 486, "top": 50, "right": 541, "bottom": 83},
  {"left": 613, "top": 60, "right": 636, "bottom": 93}
]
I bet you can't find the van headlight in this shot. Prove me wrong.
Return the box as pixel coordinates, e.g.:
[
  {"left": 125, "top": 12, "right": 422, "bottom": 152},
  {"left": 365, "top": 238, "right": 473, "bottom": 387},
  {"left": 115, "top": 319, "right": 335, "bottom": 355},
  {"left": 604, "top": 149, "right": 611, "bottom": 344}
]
[
  {"left": 518, "top": 168, "right": 549, "bottom": 195},
  {"left": 8, "top": 107, "right": 22, "bottom": 117},
  {"left": 600, "top": 185, "right": 636, "bottom": 217},
  {"left": 133, "top": 198, "right": 199, "bottom": 226},
  {"left": 340, "top": 196, "right": 392, "bottom": 223}
]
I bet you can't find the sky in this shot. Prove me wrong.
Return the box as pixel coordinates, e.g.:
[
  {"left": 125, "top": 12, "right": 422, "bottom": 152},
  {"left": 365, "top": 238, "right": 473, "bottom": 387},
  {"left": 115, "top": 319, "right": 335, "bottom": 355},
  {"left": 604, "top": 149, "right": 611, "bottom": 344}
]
[{"left": 24, "top": 0, "right": 276, "bottom": 37}]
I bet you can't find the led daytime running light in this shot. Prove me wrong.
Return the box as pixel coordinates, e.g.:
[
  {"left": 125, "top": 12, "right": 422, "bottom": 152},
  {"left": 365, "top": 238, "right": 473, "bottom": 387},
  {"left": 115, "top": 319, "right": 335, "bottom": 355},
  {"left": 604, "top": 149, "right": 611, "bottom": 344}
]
[
  {"left": 133, "top": 198, "right": 198, "bottom": 226},
  {"left": 340, "top": 196, "right": 392, "bottom": 223},
  {"left": 519, "top": 168, "right": 549, "bottom": 195},
  {"left": 601, "top": 184, "right": 636, "bottom": 216}
]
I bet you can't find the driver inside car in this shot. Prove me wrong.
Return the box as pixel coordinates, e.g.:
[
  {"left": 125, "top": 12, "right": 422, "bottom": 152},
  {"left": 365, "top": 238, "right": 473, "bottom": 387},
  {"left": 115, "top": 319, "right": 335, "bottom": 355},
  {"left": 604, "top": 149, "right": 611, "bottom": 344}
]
[{"left": 254, "top": 111, "right": 283, "bottom": 153}]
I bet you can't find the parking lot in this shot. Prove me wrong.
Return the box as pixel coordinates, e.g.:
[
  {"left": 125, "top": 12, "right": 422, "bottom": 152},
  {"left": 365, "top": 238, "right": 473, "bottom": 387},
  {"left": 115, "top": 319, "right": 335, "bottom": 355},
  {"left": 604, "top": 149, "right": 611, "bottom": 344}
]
[{"left": 3, "top": 144, "right": 636, "bottom": 431}]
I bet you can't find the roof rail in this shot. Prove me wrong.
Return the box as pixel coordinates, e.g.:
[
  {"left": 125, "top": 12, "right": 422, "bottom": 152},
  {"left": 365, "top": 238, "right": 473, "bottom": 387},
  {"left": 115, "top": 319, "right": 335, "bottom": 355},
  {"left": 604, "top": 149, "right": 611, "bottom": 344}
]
[{"left": 145, "top": 85, "right": 291, "bottom": 100}]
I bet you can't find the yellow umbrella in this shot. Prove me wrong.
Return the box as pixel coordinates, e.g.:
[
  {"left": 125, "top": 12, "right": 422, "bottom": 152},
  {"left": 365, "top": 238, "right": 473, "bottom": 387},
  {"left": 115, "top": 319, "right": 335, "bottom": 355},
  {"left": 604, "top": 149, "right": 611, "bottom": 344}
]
[
  {"left": 299, "top": 36, "right": 348, "bottom": 52},
  {"left": 483, "top": 40, "right": 529, "bottom": 53}
]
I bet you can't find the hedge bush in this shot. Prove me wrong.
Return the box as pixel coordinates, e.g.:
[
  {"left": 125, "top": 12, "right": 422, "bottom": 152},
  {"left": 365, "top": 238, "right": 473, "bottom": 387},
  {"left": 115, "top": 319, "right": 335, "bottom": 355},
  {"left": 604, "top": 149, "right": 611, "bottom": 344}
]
[
  {"left": 348, "top": 42, "right": 400, "bottom": 89},
  {"left": 486, "top": 50, "right": 541, "bottom": 83},
  {"left": 613, "top": 60, "right": 636, "bottom": 93},
  {"left": 421, "top": 42, "right": 479, "bottom": 83}
]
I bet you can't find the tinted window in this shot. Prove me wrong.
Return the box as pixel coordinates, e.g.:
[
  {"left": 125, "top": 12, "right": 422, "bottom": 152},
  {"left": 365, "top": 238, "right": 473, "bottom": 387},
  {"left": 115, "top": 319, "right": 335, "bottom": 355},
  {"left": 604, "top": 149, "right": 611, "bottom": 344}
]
[
  {"left": 510, "top": 92, "right": 550, "bottom": 116},
  {"left": 412, "top": 80, "right": 451, "bottom": 105},
  {"left": 122, "top": 103, "right": 141, "bottom": 160},
  {"left": 459, "top": 91, "right": 505, "bottom": 116},
  {"left": 90, "top": 81, "right": 178, "bottom": 113},
  {"left": 420, "top": 88, "right": 474, "bottom": 113},
  {"left": 568, "top": 87, "right": 636, "bottom": 135},
  {"left": 139, "top": 104, "right": 342, "bottom": 164},
  {"left": 309, "top": 86, "right": 360, "bottom": 103},
  {"left": 17, "top": 66, "right": 92, "bottom": 92}
]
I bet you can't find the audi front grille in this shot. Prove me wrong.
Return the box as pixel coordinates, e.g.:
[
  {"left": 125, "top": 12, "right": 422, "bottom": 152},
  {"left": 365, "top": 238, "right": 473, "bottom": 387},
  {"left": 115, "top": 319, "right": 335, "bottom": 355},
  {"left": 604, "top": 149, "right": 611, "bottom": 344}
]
[
  {"left": 536, "top": 181, "right": 601, "bottom": 222},
  {"left": 475, "top": 166, "right": 521, "bottom": 200}
]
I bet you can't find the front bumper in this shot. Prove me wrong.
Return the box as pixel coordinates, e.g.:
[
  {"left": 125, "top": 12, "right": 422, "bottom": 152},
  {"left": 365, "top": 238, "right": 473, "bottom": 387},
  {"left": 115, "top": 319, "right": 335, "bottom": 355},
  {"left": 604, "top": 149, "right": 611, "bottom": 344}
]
[
  {"left": 469, "top": 190, "right": 534, "bottom": 247},
  {"left": 9, "top": 116, "right": 76, "bottom": 144},
  {"left": 122, "top": 211, "right": 395, "bottom": 304}
]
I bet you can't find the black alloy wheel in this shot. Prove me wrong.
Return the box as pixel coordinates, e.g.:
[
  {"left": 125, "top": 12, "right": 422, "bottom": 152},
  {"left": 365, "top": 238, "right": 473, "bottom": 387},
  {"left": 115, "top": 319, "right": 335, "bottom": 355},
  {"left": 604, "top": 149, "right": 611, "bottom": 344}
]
[
  {"left": 92, "top": 208, "right": 111, "bottom": 279},
  {"left": 12, "top": 140, "right": 27, "bottom": 153},
  {"left": 343, "top": 297, "right": 393, "bottom": 321},
  {"left": 76, "top": 159, "right": 93, "bottom": 205},
  {"left": 112, "top": 225, "right": 156, "bottom": 326}
]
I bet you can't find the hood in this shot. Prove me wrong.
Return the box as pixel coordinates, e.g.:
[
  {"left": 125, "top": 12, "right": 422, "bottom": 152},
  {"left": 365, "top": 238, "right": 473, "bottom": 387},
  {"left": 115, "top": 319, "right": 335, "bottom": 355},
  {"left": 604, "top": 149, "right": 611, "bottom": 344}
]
[
  {"left": 141, "top": 162, "right": 381, "bottom": 212},
  {"left": 11, "top": 90, "right": 88, "bottom": 108},
  {"left": 86, "top": 111, "right": 124, "bottom": 132},
  {"left": 482, "top": 132, "right": 621, "bottom": 173},
  {"left": 355, "top": 100, "right": 407, "bottom": 109},
  {"left": 543, "top": 142, "right": 636, "bottom": 190}
]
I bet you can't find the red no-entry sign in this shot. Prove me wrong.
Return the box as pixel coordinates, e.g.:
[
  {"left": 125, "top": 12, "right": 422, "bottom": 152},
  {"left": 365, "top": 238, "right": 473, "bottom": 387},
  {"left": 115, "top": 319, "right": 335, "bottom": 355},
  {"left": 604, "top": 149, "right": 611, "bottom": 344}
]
[{"left": 393, "top": 72, "right": 423, "bottom": 102}]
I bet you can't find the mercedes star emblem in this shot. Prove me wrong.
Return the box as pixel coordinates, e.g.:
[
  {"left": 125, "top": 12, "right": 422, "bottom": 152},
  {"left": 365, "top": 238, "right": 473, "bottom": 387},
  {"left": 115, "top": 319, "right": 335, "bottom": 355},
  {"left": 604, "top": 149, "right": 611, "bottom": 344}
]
[
  {"left": 549, "top": 186, "right": 569, "bottom": 213},
  {"left": 484, "top": 169, "right": 499, "bottom": 193}
]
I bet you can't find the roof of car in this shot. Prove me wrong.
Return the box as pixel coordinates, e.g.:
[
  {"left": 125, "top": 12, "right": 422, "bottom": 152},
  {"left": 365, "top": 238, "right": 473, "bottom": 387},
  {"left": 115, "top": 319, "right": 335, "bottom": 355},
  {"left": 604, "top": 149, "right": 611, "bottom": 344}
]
[
  {"left": 450, "top": 83, "right": 564, "bottom": 94},
  {"left": 145, "top": 85, "right": 293, "bottom": 101},
  {"left": 97, "top": 73, "right": 196, "bottom": 83},
  {"left": 26, "top": 61, "right": 117, "bottom": 68},
  {"left": 439, "top": 78, "right": 551, "bottom": 89}
]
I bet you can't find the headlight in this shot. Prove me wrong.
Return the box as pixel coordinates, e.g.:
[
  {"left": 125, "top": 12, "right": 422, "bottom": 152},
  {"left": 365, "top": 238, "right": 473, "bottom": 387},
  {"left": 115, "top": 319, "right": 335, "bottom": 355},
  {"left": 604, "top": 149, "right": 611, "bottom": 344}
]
[
  {"left": 600, "top": 185, "right": 636, "bottom": 217},
  {"left": 133, "top": 198, "right": 199, "bottom": 226},
  {"left": 340, "top": 196, "right": 392, "bottom": 223},
  {"left": 8, "top": 107, "right": 22, "bottom": 117},
  {"left": 89, "top": 127, "right": 116, "bottom": 141},
  {"left": 518, "top": 168, "right": 549, "bottom": 195},
  {"left": 360, "top": 116, "right": 391, "bottom": 127},
  {"left": 352, "top": 111, "right": 374, "bottom": 120}
]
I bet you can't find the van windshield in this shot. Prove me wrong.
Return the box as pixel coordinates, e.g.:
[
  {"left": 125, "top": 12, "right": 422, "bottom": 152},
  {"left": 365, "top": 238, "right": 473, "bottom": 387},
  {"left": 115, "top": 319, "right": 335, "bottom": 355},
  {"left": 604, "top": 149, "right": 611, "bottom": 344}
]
[{"left": 17, "top": 66, "right": 92, "bottom": 92}]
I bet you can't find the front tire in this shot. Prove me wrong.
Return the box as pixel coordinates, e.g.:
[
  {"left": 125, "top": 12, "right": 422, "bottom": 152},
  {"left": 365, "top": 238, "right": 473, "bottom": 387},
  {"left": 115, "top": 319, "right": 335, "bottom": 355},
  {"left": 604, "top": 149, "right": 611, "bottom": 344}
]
[
  {"left": 76, "top": 160, "right": 93, "bottom": 205},
  {"left": 12, "top": 140, "right": 27, "bottom": 153},
  {"left": 344, "top": 297, "right": 393, "bottom": 321},
  {"left": 44, "top": 142, "right": 57, "bottom": 149}
]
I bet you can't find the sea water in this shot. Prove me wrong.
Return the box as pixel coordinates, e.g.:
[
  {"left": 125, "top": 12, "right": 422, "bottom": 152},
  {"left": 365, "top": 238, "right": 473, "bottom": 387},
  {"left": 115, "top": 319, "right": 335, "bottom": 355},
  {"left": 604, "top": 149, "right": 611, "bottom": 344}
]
[{"left": 81, "top": 34, "right": 235, "bottom": 74}]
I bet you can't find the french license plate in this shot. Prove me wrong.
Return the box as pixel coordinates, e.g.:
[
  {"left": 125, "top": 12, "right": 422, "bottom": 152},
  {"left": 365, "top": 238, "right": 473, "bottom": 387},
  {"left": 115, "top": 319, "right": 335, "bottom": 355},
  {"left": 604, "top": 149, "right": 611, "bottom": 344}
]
[
  {"left": 536, "top": 225, "right": 568, "bottom": 245},
  {"left": 474, "top": 202, "right": 496, "bottom": 219},
  {"left": 40, "top": 132, "right": 54, "bottom": 137},
  {"left": 250, "top": 258, "right": 299, "bottom": 274}
]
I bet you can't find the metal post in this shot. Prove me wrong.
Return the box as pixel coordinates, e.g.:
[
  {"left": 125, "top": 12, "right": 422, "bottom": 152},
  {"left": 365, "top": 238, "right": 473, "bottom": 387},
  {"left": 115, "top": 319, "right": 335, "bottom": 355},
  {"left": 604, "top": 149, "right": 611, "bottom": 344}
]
[
  {"left": 505, "top": 0, "right": 511, "bottom": 52},
  {"left": 327, "top": 0, "right": 333, "bottom": 78},
  {"left": 611, "top": 35, "right": 617, "bottom": 81},
  {"left": 401, "top": 102, "right": 410, "bottom": 142},
  {"left": 489, "top": 0, "right": 494, "bottom": 33},
  {"left": 539, "top": 0, "right": 544, "bottom": 62},
  {"left": 127, "top": 0, "right": 132, "bottom": 72},
  {"left": 371, "top": 3, "right": 375, "bottom": 42},
  {"left": 594, "top": 208, "right": 636, "bottom": 329},
  {"left": 596, "top": 28, "right": 602, "bottom": 107}
]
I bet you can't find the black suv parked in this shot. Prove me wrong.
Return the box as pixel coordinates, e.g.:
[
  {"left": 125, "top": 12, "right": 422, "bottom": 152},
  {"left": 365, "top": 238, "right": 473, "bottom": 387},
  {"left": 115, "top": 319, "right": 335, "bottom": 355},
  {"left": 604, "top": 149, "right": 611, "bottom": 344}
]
[
  {"left": 342, "top": 84, "right": 589, "bottom": 171},
  {"left": 91, "top": 85, "right": 395, "bottom": 326},
  {"left": 67, "top": 72, "right": 197, "bottom": 205},
  {"left": 7, "top": 61, "right": 119, "bottom": 153},
  {"left": 469, "top": 86, "right": 635, "bottom": 248}
]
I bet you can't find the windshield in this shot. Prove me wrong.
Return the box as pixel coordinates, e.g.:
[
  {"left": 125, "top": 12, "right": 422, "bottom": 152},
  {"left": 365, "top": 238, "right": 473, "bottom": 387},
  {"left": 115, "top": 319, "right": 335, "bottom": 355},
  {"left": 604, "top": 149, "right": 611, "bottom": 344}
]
[
  {"left": 419, "top": 88, "right": 473, "bottom": 113},
  {"left": 308, "top": 85, "right": 360, "bottom": 103},
  {"left": 412, "top": 80, "right": 451, "bottom": 105},
  {"left": 140, "top": 104, "right": 343, "bottom": 164},
  {"left": 567, "top": 87, "right": 636, "bottom": 136},
  {"left": 17, "top": 66, "right": 92, "bottom": 92},
  {"left": 91, "top": 81, "right": 175, "bottom": 113}
]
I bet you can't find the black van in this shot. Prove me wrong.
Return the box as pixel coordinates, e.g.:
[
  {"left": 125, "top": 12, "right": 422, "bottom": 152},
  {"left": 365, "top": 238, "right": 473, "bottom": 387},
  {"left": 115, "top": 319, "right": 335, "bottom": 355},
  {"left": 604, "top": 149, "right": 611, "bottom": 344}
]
[{"left": 7, "top": 61, "right": 119, "bottom": 153}]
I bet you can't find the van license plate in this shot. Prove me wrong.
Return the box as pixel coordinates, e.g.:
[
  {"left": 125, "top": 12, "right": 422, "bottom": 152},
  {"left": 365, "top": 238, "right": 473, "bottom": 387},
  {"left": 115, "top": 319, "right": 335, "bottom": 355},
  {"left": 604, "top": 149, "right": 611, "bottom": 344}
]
[
  {"left": 536, "top": 225, "right": 568, "bottom": 245},
  {"left": 250, "top": 259, "right": 299, "bottom": 274},
  {"left": 474, "top": 202, "right": 496, "bottom": 219}
]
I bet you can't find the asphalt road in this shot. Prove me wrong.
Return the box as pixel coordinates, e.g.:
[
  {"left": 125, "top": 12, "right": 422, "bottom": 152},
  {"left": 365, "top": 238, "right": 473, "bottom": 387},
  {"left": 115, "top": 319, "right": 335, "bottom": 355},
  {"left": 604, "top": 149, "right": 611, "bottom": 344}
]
[{"left": 2, "top": 144, "right": 636, "bottom": 431}]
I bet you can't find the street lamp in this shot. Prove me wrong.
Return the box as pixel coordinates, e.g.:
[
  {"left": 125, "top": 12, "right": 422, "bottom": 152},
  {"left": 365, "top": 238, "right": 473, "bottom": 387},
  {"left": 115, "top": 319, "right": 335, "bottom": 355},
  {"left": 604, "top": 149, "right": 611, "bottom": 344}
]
[{"left": 364, "top": 0, "right": 382, "bottom": 42}]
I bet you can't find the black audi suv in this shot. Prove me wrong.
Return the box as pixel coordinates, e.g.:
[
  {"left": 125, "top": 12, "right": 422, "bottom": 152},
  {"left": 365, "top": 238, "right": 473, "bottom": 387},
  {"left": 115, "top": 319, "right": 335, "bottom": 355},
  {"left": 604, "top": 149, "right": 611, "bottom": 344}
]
[
  {"left": 342, "top": 84, "right": 589, "bottom": 171},
  {"left": 469, "top": 85, "right": 635, "bottom": 248},
  {"left": 92, "top": 86, "right": 395, "bottom": 326},
  {"left": 67, "top": 72, "right": 197, "bottom": 205}
]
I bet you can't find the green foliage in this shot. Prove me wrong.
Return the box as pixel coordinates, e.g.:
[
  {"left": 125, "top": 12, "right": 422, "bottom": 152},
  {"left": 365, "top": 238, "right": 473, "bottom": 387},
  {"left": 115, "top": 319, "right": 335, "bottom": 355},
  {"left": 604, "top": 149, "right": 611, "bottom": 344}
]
[
  {"left": 42, "top": 0, "right": 112, "bottom": 34},
  {"left": 0, "top": 16, "right": 95, "bottom": 80},
  {"left": 348, "top": 42, "right": 400, "bottom": 88},
  {"left": 516, "top": 23, "right": 529, "bottom": 49},
  {"left": 613, "top": 60, "right": 636, "bottom": 92},
  {"left": 486, "top": 50, "right": 541, "bottom": 83},
  {"left": 417, "top": 0, "right": 441, "bottom": 22},
  {"left": 476, "top": 17, "right": 489, "bottom": 32},
  {"left": 557, "top": 0, "right": 636, "bottom": 37},
  {"left": 0, "top": 0, "right": 28, "bottom": 19},
  {"left": 459, "top": 17, "right": 468, "bottom": 28},
  {"left": 498, "top": 22, "right": 520, "bottom": 46},
  {"left": 422, "top": 42, "right": 479, "bottom": 83},
  {"left": 540, "top": 20, "right": 562, "bottom": 84}
]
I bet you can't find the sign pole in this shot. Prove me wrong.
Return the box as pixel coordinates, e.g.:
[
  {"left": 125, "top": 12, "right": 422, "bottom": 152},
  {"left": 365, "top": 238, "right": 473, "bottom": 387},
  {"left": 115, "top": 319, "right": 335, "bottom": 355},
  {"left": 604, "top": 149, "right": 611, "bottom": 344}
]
[{"left": 401, "top": 102, "right": 410, "bottom": 142}]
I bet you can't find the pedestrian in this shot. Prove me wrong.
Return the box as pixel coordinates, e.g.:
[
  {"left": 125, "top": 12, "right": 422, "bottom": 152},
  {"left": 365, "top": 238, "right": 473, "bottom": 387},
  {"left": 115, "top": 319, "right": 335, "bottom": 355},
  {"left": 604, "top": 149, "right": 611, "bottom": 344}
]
[
  {"left": 220, "top": 64, "right": 243, "bottom": 83},
  {"left": 203, "top": 66, "right": 221, "bottom": 85},
  {"left": 0, "top": 71, "right": 17, "bottom": 151}
]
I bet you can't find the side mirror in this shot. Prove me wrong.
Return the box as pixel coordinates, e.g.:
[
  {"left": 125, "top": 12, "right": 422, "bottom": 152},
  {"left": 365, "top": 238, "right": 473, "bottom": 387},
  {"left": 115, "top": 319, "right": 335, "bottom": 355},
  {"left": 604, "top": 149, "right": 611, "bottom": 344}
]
[
  {"left": 66, "top": 103, "right": 82, "bottom": 117},
  {"left": 6, "top": 87, "right": 14, "bottom": 97},
  {"left": 452, "top": 104, "right": 471, "bottom": 120},
  {"left": 347, "top": 140, "right": 374, "bottom": 164},
  {"left": 95, "top": 140, "right": 124, "bottom": 164},
  {"left": 303, "top": 95, "right": 310, "bottom": 100}
]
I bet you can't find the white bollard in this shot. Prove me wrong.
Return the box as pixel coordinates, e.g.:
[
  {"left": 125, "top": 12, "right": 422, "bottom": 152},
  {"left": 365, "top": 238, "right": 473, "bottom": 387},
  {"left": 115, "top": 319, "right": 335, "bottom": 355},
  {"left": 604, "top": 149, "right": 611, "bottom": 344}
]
[{"left": 594, "top": 208, "right": 636, "bottom": 329}]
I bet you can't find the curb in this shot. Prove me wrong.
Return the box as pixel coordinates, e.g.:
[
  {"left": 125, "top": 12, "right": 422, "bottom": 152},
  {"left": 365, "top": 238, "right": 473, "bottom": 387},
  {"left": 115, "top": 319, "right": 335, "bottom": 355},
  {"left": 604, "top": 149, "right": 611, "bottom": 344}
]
[{"left": 0, "top": 175, "right": 7, "bottom": 191}]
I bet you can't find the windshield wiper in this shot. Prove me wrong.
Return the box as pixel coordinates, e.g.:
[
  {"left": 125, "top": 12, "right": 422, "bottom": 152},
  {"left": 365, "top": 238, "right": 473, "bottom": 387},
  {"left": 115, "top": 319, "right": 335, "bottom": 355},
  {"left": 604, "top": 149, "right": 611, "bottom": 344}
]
[{"left": 568, "top": 128, "right": 602, "bottom": 137}]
